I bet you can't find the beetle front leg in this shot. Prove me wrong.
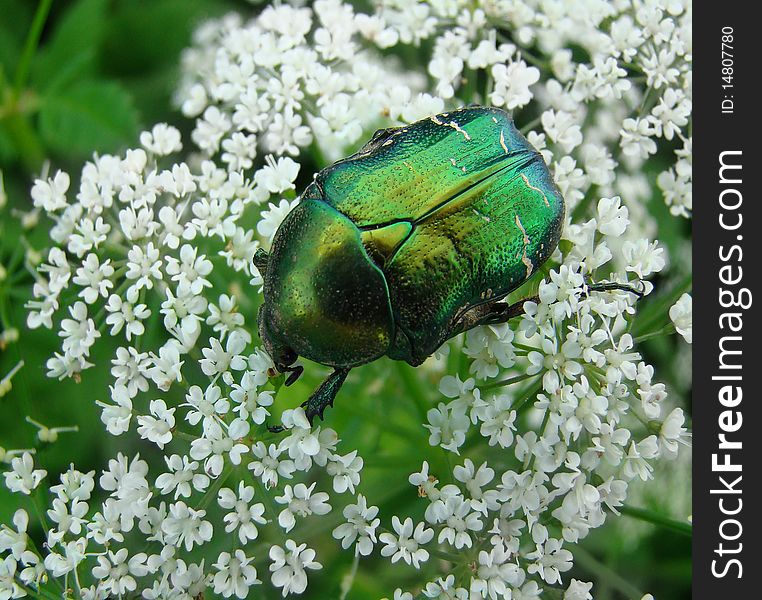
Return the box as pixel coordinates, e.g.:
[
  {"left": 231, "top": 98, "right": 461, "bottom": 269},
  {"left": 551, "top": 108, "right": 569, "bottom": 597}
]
[
  {"left": 302, "top": 367, "right": 351, "bottom": 424},
  {"left": 267, "top": 367, "right": 351, "bottom": 433}
]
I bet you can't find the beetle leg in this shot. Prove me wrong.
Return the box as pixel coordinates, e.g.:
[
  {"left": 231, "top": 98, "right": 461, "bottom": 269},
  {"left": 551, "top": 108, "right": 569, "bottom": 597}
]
[
  {"left": 445, "top": 296, "right": 539, "bottom": 341},
  {"left": 585, "top": 280, "right": 645, "bottom": 298},
  {"left": 253, "top": 248, "right": 269, "bottom": 274},
  {"left": 442, "top": 280, "right": 643, "bottom": 348},
  {"left": 302, "top": 368, "right": 351, "bottom": 424},
  {"left": 266, "top": 367, "right": 351, "bottom": 432}
]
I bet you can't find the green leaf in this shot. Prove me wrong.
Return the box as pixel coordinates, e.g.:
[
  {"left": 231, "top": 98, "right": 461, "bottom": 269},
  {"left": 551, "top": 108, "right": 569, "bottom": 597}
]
[
  {"left": 102, "top": 0, "right": 235, "bottom": 75},
  {"left": 42, "top": 48, "right": 98, "bottom": 94},
  {"left": 31, "top": 0, "right": 108, "bottom": 89},
  {"left": 38, "top": 79, "right": 138, "bottom": 157}
]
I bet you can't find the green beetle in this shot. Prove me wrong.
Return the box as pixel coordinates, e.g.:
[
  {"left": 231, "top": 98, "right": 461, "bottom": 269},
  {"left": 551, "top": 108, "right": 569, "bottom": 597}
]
[{"left": 254, "top": 106, "right": 565, "bottom": 427}]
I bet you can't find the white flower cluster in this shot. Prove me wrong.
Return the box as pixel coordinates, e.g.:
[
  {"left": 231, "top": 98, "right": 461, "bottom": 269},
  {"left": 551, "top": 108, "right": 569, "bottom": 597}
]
[
  {"left": 3, "top": 1, "right": 691, "bottom": 598},
  {"left": 179, "top": 0, "right": 692, "bottom": 219}
]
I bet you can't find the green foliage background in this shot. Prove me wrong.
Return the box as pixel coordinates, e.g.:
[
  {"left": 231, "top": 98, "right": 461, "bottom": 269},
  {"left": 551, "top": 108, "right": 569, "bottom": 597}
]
[{"left": 0, "top": 1, "right": 691, "bottom": 598}]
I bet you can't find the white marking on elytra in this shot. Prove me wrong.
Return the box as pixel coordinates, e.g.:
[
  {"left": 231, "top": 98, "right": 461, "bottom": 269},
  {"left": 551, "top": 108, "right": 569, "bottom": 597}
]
[
  {"left": 431, "top": 114, "right": 471, "bottom": 141},
  {"left": 499, "top": 129, "right": 509, "bottom": 154},
  {"left": 450, "top": 157, "right": 457, "bottom": 166},
  {"left": 492, "top": 117, "right": 498, "bottom": 123},
  {"left": 447, "top": 120, "right": 471, "bottom": 140},
  {"left": 514, "top": 215, "right": 533, "bottom": 278},
  {"left": 520, "top": 173, "right": 550, "bottom": 207},
  {"left": 472, "top": 208, "right": 491, "bottom": 223},
  {"left": 382, "top": 139, "right": 394, "bottom": 147}
]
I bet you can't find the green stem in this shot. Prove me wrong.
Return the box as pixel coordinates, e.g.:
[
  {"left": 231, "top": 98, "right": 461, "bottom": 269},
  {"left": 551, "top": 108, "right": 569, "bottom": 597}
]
[
  {"left": 620, "top": 505, "right": 692, "bottom": 536},
  {"left": 633, "top": 324, "right": 676, "bottom": 344},
  {"left": 482, "top": 371, "right": 537, "bottom": 390},
  {"left": 197, "top": 465, "right": 232, "bottom": 511},
  {"left": 14, "top": 0, "right": 53, "bottom": 93},
  {"left": 513, "top": 377, "right": 544, "bottom": 415},
  {"left": 573, "top": 545, "right": 644, "bottom": 599}
]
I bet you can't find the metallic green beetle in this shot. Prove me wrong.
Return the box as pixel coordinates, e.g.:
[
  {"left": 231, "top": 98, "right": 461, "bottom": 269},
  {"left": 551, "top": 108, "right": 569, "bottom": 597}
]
[{"left": 255, "top": 106, "right": 565, "bottom": 427}]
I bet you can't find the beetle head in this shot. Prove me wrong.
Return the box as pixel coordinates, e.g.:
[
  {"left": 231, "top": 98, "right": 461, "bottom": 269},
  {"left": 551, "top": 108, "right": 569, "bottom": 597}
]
[
  {"left": 258, "top": 304, "right": 296, "bottom": 370},
  {"left": 258, "top": 307, "right": 305, "bottom": 387}
]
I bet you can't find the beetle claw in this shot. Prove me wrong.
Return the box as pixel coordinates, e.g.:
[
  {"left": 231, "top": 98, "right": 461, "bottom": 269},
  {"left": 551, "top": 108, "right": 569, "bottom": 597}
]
[{"left": 284, "top": 365, "right": 304, "bottom": 386}]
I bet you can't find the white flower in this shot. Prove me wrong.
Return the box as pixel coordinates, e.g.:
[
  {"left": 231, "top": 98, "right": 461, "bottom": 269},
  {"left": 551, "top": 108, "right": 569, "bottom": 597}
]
[
  {"left": 162, "top": 501, "right": 213, "bottom": 551},
  {"left": 479, "top": 394, "right": 518, "bottom": 449},
  {"left": 269, "top": 539, "right": 322, "bottom": 597},
  {"left": 669, "top": 293, "right": 692, "bottom": 343},
  {"left": 165, "top": 244, "right": 213, "bottom": 295},
  {"left": 541, "top": 110, "right": 583, "bottom": 153},
  {"left": 46, "top": 497, "right": 88, "bottom": 543},
  {"left": 659, "top": 407, "right": 691, "bottom": 460},
  {"left": 257, "top": 198, "right": 299, "bottom": 244},
  {"left": 454, "top": 459, "right": 500, "bottom": 513},
  {"left": 43, "top": 538, "right": 87, "bottom": 577},
  {"left": 429, "top": 494, "right": 483, "bottom": 549},
  {"left": 326, "top": 450, "right": 363, "bottom": 494},
  {"left": 379, "top": 516, "right": 433, "bottom": 568},
  {"left": 278, "top": 408, "right": 337, "bottom": 471},
  {"left": 213, "top": 549, "right": 261, "bottom": 599},
  {"left": 105, "top": 294, "right": 150, "bottom": 340},
  {"left": 73, "top": 253, "right": 114, "bottom": 303},
  {"left": 490, "top": 60, "right": 540, "bottom": 109},
  {"left": 59, "top": 301, "right": 100, "bottom": 360},
  {"left": 140, "top": 123, "right": 182, "bottom": 155},
  {"left": 32, "top": 170, "right": 70, "bottom": 212},
  {"left": 189, "top": 419, "right": 249, "bottom": 478},
  {"left": 91, "top": 548, "right": 149, "bottom": 596},
  {"left": 155, "top": 454, "right": 209, "bottom": 499},
  {"left": 255, "top": 155, "right": 300, "bottom": 194},
  {"left": 471, "top": 543, "right": 522, "bottom": 599},
  {"left": 200, "top": 332, "right": 248, "bottom": 378},
  {"left": 125, "top": 242, "right": 163, "bottom": 293},
  {"left": 564, "top": 579, "right": 594, "bottom": 600},
  {"left": 332, "top": 494, "right": 380, "bottom": 556},
  {"left": 275, "top": 482, "right": 331, "bottom": 532},
  {"left": 596, "top": 197, "right": 629, "bottom": 237},
  {"left": 218, "top": 482, "right": 267, "bottom": 543},
  {"left": 96, "top": 385, "right": 133, "bottom": 435},
  {"left": 136, "top": 399, "right": 176, "bottom": 448},
  {"left": 527, "top": 538, "right": 573, "bottom": 585},
  {"left": 3, "top": 452, "right": 46, "bottom": 495},
  {"left": 423, "top": 574, "right": 469, "bottom": 599},
  {"left": 249, "top": 442, "right": 295, "bottom": 489},
  {"left": 147, "top": 341, "right": 184, "bottom": 391},
  {"left": 230, "top": 371, "right": 273, "bottom": 425},
  {"left": 424, "top": 402, "right": 469, "bottom": 454},
  {"left": 0, "top": 510, "right": 29, "bottom": 560}
]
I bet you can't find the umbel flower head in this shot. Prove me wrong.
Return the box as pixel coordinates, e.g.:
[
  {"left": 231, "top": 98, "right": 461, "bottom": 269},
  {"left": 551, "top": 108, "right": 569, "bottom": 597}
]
[{"left": 4, "top": 1, "right": 690, "bottom": 598}]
